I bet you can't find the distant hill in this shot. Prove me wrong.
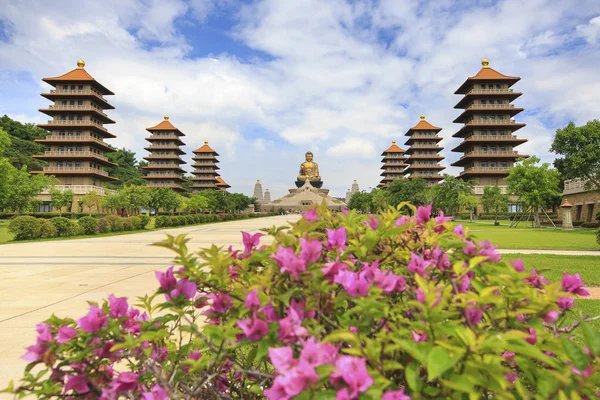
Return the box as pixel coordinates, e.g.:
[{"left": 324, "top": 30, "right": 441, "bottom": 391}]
[{"left": 0, "top": 115, "right": 48, "bottom": 172}]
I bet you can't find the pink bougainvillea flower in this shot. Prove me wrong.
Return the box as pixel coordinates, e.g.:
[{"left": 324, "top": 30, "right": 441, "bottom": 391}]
[
  {"left": 523, "top": 269, "right": 549, "bottom": 289},
  {"left": 572, "top": 364, "right": 594, "bottom": 377},
  {"left": 303, "top": 208, "right": 319, "bottom": 222},
  {"left": 326, "top": 226, "right": 347, "bottom": 251},
  {"left": 477, "top": 240, "right": 501, "bottom": 262},
  {"left": 108, "top": 294, "right": 128, "bottom": 318},
  {"left": 271, "top": 246, "right": 307, "bottom": 280},
  {"left": 428, "top": 247, "right": 450, "bottom": 271},
  {"left": 465, "top": 307, "right": 483, "bottom": 325},
  {"left": 434, "top": 210, "right": 453, "bottom": 231},
  {"left": 415, "top": 203, "right": 432, "bottom": 224},
  {"left": 155, "top": 266, "right": 177, "bottom": 291},
  {"left": 525, "top": 328, "right": 537, "bottom": 345},
  {"left": 36, "top": 323, "right": 53, "bottom": 344},
  {"left": 341, "top": 208, "right": 349, "bottom": 216},
  {"left": 64, "top": 374, "right": 90, "bottom": 394},
  {"left": 111, "top": 372, "right": 138, "bottom": 393},
  {"left": 511, "top": 258, "right": 525, "bottom": 272},
  {"left": 363, "top": 214, "right": 380, "bottom": 231},
  {"left": 457, "top": 274, "right": 471, "bottom": 293},
  {"left": 453, "top": 224, "right": 465, "bottom": 237},
  {"left": 411, "top": 330, "right": 428, "bottom": 343},
  {"left": 278, "top": 307, "right": 309, "bottom": 343},
  {"left": 300, "top": 238, "right": 322, "bottom": 263},
  {"left": 57, "top": 326, "right": 78, "bottom": 344},
  {"left": 269, "top": 346, "right": 297, "bottom": 373},
  {"left": 407, "top": 253, "right": 432, "bottom": 276},
  {"left": 334, "top": 270, "right": 369, "bottom": 297},
  {"left": 260, "top": 302, "right": 280, "bottom": 322},
  {"left": 562, "top": 273, "right": 590, "bottom": 296},
  {"left": 166, "top": 278, "right": 197, "bottom": 301},
  {"left": 266, "top": 360, "right": 319, "bottom": 400},
  {"left": 245, "top": 288, "right": 261, "bottom": 309},
  {"left": 462, "top": 240, "right": 477, "bottom": 256},
  {"left": 242, "top": 231, "right": 265, "bottom": 253},
  {"left": 330, "top": 356, "right": 373, "bottom": 398},
  {"left": 321, "top": 258, "right": 348, "bottom": 282},
  {"left": 237, "top": 312, "right": 269, "bottom": 341},
  {"left": 142, "top": 384, "right": 169, "bottom": 400},
  {"left": 415, "top": 288, "right": 426, "bottom": 304},
  {"left": 557, "top": 297, "right": 574, "bottom": 311},
  {"left": 21, "top": 343, "right": 45, "bottom": 362},
  {"left": 382, "top": 388, "right": 412, "bottom": 400},
  {"left": 543, "top": 310, "right": 559, "bottom": 323},
  {"left": 300, "top": 337, "right": 338, "bottom": 367},
  {"left": 77, "top": 306, "right": 107, "bottom": 333},
  {"left": 371, "top": 268, "right": 406, "bottom": 294},
  {"left": 204, "top": 293, "right": 234, "bottom": 316},
  {"left": 395, "top": 216, "right": 410, "bottom": 226},
  {"left": 290, "top": 299, "right": 315, "bottom": 320},
  {"left": 505, "top": 373, "right": 519, "bottom": 383}
]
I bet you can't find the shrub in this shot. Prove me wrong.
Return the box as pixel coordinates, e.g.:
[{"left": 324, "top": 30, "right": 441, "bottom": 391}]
[
  {"left": 581, "top": 222, "right": 600, "bottom": 229},
  {"left": 8, "top": 216, "right": 42, "bottom": 240},
  {"left": 128, "top": 216, "right": 143, "bottom": 230},
  {"left": 122, "top": 218, "right": 134, "bottom": 231},
  {"left": 12, "top": 205, "right": 600, "bottom": 399},
  {"left": 78, "top": 216, "right": 100, "bottom": 235},
  {"left": 104, "top": 215, "right": 125, "bottom": 232},
  {"left": 50, "top": 217, "right": 76, "bottom": 237},
  {"left": 38, "top": 218, "right": 57, "bottom": 238},
  {"left": 138, "top": 215, "right": 151, "bottom": 228},
  {"left": 98, "top": 218, "right": 112, "bottom": 233}
]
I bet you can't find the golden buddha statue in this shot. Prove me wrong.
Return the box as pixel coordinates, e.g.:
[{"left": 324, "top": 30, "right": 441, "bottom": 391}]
[{"left": 298, "top": 151, "right": 321, "bottom": 182}]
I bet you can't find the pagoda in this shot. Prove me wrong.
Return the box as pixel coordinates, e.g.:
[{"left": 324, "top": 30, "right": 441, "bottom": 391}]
[
  {"left": 379, "top": 141, "right": 408, "bottom": 188},
  {"left": 403, "top": 115, "right": 445, "bottom": 185},
  {"left": 142, "top": 115, "right": 187, "bottom": 192},
  {"left": 451, "top": 59, "right": 528, "bottom": 192},
  {"left": 191, "top": 141, "right": 220, "bottom": 191},
  {"left": 33, "top": 60, "right": 118, "bottom": 195},
  {"left": 216, "top": 176, "right": 231, "bottom": 191},
  {"left": 253, "top": 180, "right": 264, "bottom": 201}
]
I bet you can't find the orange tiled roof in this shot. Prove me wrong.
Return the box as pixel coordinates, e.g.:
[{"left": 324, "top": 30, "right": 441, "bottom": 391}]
[
  {"left": 193, "top": 141, "right": 219, "bottom": 155},
  {"left": 216, "top": 176, "right": 230, "bottom": 187},
  {"left": 42, "top": 60, "right": 114, "bottom": 95},
  {"left": 455, "top": 59, "right": 520, "bottom": 94},
  {"left": 146, "top": 116, "right": 185, "bottom": 136},
  {"left": 407, "top": 115, "right": 442, "bottom": 132},
  {"left": 382, "top": 141, "right": 405, "bottom": 154}
]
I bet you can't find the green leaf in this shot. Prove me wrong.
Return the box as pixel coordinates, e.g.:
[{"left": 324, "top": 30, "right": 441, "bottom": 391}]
[
  {"left": 323, "top": 330, "right": 360, "bottom": 347},
  {"left": 427, "top": 347, "right": 460, "bottom": 381},
  {"left": 561, "top": 337, "right": 590, "bottom": 371},
  {"left": 405, "top": 361, "right": 422, "bottom": 392},
  {"left": 582, "top": 322, "right": 600, "bottom": 357}
]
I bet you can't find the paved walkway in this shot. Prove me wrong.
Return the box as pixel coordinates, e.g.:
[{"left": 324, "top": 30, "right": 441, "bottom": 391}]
[
  {"left": 0, "top": 215, "right": 300, "bottom": 394},
  {"left": 499, "top": 249, "right": 600, "bottom": 256}
]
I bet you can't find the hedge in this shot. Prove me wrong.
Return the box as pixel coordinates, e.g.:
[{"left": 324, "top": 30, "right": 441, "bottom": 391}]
[
  {"left": 0, "top": 212, "right": 106, "bottom": 220},
  {"left": 155, "top": 213, "right": 273, "bottom": 228}
]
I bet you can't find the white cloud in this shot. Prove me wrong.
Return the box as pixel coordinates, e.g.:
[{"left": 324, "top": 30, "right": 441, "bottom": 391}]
[
  {"left": 327, "top": 139, "right": 376, "bottom": 158},
  {"left": 577, "top": 15, "right": 600, "bottom": 44}
]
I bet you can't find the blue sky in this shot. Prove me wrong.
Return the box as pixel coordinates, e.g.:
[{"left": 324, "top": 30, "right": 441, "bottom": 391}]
[{"left": 1, "top": 0, "right": 600, "bottom": 198}]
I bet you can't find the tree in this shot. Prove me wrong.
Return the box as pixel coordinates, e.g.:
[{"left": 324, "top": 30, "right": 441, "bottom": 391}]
[
  {"left": 385, "top": 178, "right": 429, "bottom": 208},
  {"left": 0, "top": 115, "right": 48, "bottom": 171},
  {"left": 121, "top": 185, "right": 152, "bottom": 215},
  {"left": 149, "top": 188, "right": 180, "bottom": 214},
  {"left": 50, "top": 189, "right": 74, "bottom": 216},
  {"left": 103, "top": 193, "right": 126, "bottom": 214},
  {"left": 0, "top": 159, "right": 55, "bottom": 213},
  {"left": 481, "top": 185, "right": 509, "bottom": 224},
  {"left": 80, "top": 191, "right": 103, "bottom": 215},
  {"left": 551, "top": 120, "right": 600, "bottom": 190},
  {"left": 187, "top": 194, "right": 209, "bottom": 214},
  {"left": 105, "top": 148, "right": 146, "bottom": 188},
  {"left": 458, "top": 193, "right": 478, "bottom": 222},
  {"left": 506, "top": 156, "right": 560, "bottom": 228},
  {"left": 370, "top": 189, "right": 389, "bottom": 211},
  {"left": 0, "top": 127, "right": 10, "bottom": 155},
  {"left": 348, "top": 191, "right": 373, "bottom": 213},
  {"left": 430, "top": 175, "right": 473, "bottom": 216}
]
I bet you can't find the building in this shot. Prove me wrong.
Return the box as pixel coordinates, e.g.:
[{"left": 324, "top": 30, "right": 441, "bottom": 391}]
[
  {"left": 561, "top": 179, "right": 599, "bottom": 223},
  {"left": 403, "top": 115, "right": 445, "bottom": 185},
  {"left": 142, "top": 115, "right": 187, "bottom": 192},
  {"left": 33, "top": 60, "right": 118, "bottom": 208},
  {"left": 351, "top": 180, "right": 359, "bottom": 195},
  {"left": 345, "top": 188, "right": 351, "bottom": 204},
  {"left": 263, "top": 189, "right": 272, "bottom": 203},
  {"left": 379, "top": 141, "right": 408, "bottom": 187},
  {"left": 216, "top": 176, "right": 231, "bottom": 191},
  {"left": 191, "top": 141, "right": 220, "bottom": 191},
  {"left": 253, "top": 179, "right": 264, "bottom": 201},
  {"left": 451, "top": 58, "right": 528, "bottom": 194}
]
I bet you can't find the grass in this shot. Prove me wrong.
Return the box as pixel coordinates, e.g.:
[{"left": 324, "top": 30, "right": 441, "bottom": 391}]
[
  {"left": 0, "top": 220, "right": 12, "bottom": 243},
  {"left": 458, "top": 221, "right": 598, "bottom": 250},
  {"left": 504, "top": 254, "right": 600, "bottom": 287}
]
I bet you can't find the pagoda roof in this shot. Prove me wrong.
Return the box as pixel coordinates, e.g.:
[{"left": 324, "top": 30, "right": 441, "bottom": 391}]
[
  {"left": 216, "top": 176, "right": 231, "bottom": 188},
  {"left": 42, "top": 60, "right": 114, "bottom": 95},
  {"left": 405, "top": 115, "right": 442, "bottom": 134},
  {"left": 381, "top": 141, "right": 405, "bottom": 155},
  {"left": 455, "top": 59, "right": 520, "bottom": 94},
  {"left": 193, "top": 141, "right": 219, "bottom": 156},
  {"left": 146, "top": 116, "right": 185, "bottom": 136}
]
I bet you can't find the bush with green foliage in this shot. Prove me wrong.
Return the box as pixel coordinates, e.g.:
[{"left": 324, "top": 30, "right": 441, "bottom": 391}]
[
  {"left": 98, "top": 218, "right": 112, "bottom": 234},
  {"left": 50, "top": 217, "right": 76, "bottom": 237},
  {"left": 138, "top": 215, "right": 150, "bottom": 228},
  {"left": 10, "top": 204, "right": 600, "bottom": 399},
  {"left": 77, "top": 216, "right": 100, "bottom": 235},
  {"left": 8, "top": 216, "right": 42, "bottom": 240},
  {"left": 104, "top": 215, "right": 125, "bottom": 232},
  {"left": 38, "top": 218, "right": 57, "bottom": 238},
  {"left": 128, "top": 216, "right": 143, "bottom": 230},
  {"left": 122, "top": 218, "right": 134, "bottom": 231}
]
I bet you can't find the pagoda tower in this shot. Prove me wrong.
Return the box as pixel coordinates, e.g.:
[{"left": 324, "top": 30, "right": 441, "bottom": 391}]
[
  {"left": 253, "top": 180, "right": 264, "bottom": 201},
  {"left": 263, "top": 189, "right": 272, "bottom": 203},
  {"left": 351, "top": 180, "right": 359, "bottom": 195},
  {"left": 33, "top": 60, "right": 118, "bottom": 195},
  {"left": 345, "top": 188, "right": 351, "bottom": 204},
  {"left": 451, "top": 59, "right": 528, "bottom": 192},
  {"left": 403, "top": 115, "right": 445, "bottom": 185},
  {"left": 216, "top": 176, "right": 231, "bottom": 191},
  {"left": 142, "top": 115, "right": 187, "bottom": 192},
  {"left": 191, "top": 141, "right": 220, "bottom": 191},
  {"left": 379, "top": 141, "right": 408, "bottom": 188}
]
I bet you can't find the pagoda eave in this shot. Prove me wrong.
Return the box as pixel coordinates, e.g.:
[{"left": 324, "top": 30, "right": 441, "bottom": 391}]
[
  {"left": 454, "top": 77, "right": 520, "bottom": 95},
  {"left": 37, "top": 123, "right": 117, "bottom": 138},
  {"left": 38, "top": 108, "right": 116, "bottom": 124},
  {"left": 40, "top": 92, "right": 115, "bottom": 109},
  {"left": 32, "top": 154, "right": 117, "bottom": 166},
  {"left": 142, "top": 176, "right": 186, "bottom": 181},
  {"left": 404, "top": 137, "right": 443, "bottom": 146},
  {"left": 452, "top": 123, "right": 526, "bottom": 138},
  {"left": 451, "top": 138, "right": 527, "bottom": 152},
  {"left": 453, "top": 108, "right": 524, "bottom": 124}
]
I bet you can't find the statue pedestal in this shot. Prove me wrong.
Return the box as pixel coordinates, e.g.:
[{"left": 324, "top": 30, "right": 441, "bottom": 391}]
[{"left": 296, "top": 180, "right": 323, "bottom": 189}]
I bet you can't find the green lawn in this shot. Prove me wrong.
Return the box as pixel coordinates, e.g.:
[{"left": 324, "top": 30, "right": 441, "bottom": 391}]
[
  {"left": 0, "top": 220, "right": 13, "bottom": 243},
  {"left": 459, "top": 221, "right": 598, "bottom": 250},
  {"left": 504, "top": 254, "right": 600, "bottom": 287}
]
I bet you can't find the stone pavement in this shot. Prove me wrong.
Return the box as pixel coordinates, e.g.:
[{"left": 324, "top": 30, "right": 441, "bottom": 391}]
[{"left": 0, "top": 215, "right": 300, "bottom": 394}]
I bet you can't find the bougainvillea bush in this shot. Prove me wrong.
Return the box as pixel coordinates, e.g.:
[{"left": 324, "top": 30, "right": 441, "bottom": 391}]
[{"left": 7, "top": 203, "right": 600, "bottom": 399}]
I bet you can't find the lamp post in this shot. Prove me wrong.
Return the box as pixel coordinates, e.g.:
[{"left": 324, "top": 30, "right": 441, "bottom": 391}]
[{"left": 560, "top": 198, "right": 574, "bottom": 230}]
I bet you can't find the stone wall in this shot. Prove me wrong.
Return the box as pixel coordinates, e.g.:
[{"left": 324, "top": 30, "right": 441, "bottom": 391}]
[{"left": 559, "top": 190, "right": 600, "bottom": 222}]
